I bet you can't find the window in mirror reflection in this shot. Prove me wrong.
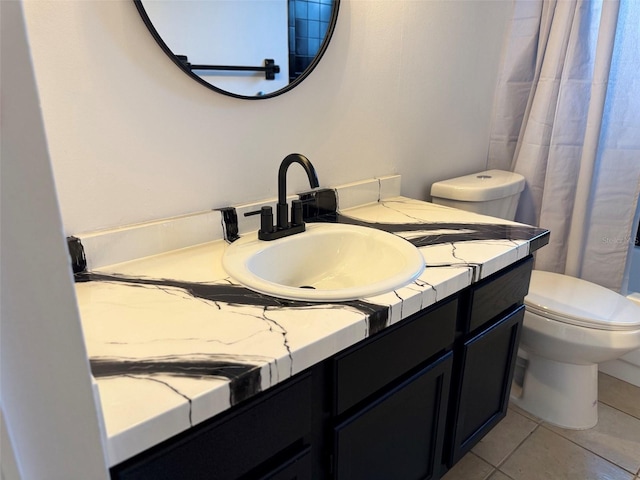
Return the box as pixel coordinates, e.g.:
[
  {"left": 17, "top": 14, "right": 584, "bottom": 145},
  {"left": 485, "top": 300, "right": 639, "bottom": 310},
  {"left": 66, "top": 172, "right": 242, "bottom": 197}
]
[{"left": 289, "top": 0, "right": 333, "bottom": 81}]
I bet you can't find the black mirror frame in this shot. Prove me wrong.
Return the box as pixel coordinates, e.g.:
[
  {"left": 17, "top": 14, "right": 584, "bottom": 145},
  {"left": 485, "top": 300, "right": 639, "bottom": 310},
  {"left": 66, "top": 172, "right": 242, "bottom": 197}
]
[{"left": 133, "top": 0, "right": 340, "bottom": 100}]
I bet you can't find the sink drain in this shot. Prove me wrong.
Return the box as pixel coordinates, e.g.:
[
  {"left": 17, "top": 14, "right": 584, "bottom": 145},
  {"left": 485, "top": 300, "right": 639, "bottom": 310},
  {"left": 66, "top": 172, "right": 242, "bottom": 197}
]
[{"left": 299, "top": 285, "right": 316, "bottom": 289}]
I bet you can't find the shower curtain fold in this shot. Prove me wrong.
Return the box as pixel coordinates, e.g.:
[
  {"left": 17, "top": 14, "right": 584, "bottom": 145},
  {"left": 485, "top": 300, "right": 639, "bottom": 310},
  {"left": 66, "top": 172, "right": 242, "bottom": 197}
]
[{"left": 487, "top": 0, "right": 640, "bottom": 292}]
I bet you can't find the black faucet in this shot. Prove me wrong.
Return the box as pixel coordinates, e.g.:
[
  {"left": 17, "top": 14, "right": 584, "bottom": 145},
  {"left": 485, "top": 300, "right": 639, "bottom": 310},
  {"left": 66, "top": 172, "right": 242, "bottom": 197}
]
[{"left": 258, "top": 153, "right": 319, "bottom": 241}]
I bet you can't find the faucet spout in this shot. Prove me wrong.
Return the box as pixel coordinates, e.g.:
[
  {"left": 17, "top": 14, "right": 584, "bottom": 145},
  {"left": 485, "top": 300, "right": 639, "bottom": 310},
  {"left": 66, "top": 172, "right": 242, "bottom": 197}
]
[
  {"left": 257, "top": 153, "right": 320, "bottom": 240},
  {"left": 276, "top": 154, "right": 319, "bottom": 230}
]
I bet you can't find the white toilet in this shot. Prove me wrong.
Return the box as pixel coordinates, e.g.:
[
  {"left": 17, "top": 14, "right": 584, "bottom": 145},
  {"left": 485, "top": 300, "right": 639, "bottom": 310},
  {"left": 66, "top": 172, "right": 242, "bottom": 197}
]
[{"left": 431, "top": 170, "right": 640, "bottom": 429}]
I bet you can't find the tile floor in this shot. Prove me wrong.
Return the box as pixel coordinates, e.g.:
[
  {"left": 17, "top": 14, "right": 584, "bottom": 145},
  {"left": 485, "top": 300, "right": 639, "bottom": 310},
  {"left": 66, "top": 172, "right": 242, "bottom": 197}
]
[{"left": 442, "top": 373, "right": 640, "bottom": 480}]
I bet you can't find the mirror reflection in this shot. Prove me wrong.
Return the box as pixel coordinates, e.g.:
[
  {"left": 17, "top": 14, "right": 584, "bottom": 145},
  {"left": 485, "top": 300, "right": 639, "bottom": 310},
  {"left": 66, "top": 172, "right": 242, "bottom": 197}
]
[{"left": 135, "top": 0, "right": 339, "bottom": 99}]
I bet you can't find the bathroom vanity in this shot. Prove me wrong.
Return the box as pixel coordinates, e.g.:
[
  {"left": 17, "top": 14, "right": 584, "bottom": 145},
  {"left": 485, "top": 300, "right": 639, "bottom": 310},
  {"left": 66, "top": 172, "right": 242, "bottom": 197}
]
[{"left": 72, "top": 176, "right": 548, "bottom": 479}]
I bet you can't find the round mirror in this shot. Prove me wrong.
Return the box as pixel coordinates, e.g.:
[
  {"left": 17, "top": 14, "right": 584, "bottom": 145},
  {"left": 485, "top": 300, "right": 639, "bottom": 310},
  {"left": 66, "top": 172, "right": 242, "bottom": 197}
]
[{"left": 134, "top": 0, "right": 339, "bottom": 100}]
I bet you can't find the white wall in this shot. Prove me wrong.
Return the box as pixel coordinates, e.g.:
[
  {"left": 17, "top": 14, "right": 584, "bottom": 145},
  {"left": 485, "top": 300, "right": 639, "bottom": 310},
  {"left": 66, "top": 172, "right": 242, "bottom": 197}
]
[
  {"left": 0, "top": 2, "right": 108, "bottom": 478},
  {"left": 23, "top": 0, "right": 512, "bottom": 236}
]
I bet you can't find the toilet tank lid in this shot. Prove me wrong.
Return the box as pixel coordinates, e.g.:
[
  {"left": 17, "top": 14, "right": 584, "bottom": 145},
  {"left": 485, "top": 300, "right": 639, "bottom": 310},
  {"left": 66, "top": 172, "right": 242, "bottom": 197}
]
[
  {"left": 430, "top": 170, "right": 525, "bottom": 202},
  {"left": 525, "top": 270, "right": 640, "bottom": 331}
]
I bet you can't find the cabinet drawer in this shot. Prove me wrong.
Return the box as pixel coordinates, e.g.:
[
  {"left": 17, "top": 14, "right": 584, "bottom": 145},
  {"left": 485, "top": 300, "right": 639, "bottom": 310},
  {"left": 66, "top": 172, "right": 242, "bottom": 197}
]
[
  {"left": 468, "top": 256, "right": 532, "bottom": 331},
  {"left": 333, "top": 298, "right": 457, "bottom": 415},
  {"left": 112, "top": 373, "right": 313, "bottom": 480}
]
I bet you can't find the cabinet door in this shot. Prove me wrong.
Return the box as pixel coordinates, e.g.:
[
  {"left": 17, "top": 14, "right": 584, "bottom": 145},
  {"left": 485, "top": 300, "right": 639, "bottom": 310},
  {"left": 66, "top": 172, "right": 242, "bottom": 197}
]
[
  {"left": 333, "top": 352, "right": 452, "bottom": 480},
  {"left": 257, "top": 447, "right": 312, "bottom": 480},
  {"left": 447, "top": 306, "right": 524, "bottom": 465}
]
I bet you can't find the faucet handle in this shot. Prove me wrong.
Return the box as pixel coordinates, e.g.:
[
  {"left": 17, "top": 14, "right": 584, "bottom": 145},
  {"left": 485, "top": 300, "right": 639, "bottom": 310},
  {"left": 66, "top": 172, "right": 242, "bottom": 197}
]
[
  {"left": 259, "top": 206, "right": 275, "bottom": 234},
  {"left": 291, "top": 200, "right": 304, "bottom": 227},
  {"left": 245, "top": 206, "right": 275, "bottom": 235}
]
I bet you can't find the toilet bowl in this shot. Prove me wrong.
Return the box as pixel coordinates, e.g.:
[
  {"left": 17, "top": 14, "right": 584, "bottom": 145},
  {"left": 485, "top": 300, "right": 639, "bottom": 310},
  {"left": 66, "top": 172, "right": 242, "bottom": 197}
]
[
  {"left": 431, "top": 170, "right": 640, "bottom": 429},
  {"left": 514, "top": 270, "right": 640, "bottom": 429}
]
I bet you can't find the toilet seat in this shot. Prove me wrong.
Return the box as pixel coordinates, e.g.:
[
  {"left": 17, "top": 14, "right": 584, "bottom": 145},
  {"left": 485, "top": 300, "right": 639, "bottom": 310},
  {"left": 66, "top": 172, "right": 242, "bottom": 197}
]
[{"left": 525, "top": 271, "right": 640, "bottom": 331}]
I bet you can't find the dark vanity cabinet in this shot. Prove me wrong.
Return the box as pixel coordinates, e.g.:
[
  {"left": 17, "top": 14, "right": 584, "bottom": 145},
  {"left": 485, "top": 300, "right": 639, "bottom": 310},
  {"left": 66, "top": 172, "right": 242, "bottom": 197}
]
[
  {"left": 331, "top": 299, "right": 456, "bottom": 480},
  {"left": 110, "top": 371, "right": 321, "bottom": 480},
  {"left": 445, "top": 257, "right": 532, "bottom": 468},
  {"left": 110, "top": 257, "right": 533, "bottom": 480}
]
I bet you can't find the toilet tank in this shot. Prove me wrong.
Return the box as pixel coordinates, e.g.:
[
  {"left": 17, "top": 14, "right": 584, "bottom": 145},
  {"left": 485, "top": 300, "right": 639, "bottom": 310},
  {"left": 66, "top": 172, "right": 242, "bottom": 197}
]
[{"left": 430, "top": 170, "right": 525, "bottom": 221}]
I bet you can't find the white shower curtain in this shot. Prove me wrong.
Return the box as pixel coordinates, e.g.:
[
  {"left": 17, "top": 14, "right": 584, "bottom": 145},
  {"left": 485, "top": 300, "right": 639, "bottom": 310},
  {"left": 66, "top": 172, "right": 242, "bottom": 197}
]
[{"left": 487, "top": 0, "right": 640, "bottom": 292}]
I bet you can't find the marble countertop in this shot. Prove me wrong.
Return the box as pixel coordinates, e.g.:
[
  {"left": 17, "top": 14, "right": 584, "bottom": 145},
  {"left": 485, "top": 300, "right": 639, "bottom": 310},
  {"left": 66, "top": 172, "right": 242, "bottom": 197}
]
[{"left": 74, "top": 183, "right": 548, "bottom": 467}]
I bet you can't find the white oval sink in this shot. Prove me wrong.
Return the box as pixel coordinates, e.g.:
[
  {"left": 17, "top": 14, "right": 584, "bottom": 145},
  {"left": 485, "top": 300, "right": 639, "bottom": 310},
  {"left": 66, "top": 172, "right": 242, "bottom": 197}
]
[{"left": 222, "top": 223, "right": 425, "bottom": 302}]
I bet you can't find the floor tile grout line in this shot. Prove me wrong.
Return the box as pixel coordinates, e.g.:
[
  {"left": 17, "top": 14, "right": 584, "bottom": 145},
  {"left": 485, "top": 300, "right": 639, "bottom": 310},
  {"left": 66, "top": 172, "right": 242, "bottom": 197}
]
[
  {"left": 505, "top": 402, "right": 640, "bottom": 478},
  {"left": 489, "top": 421, "right": 638, "bottom": 479},
  {"left": 507, "top": 405, "right": 544, "bottom": 425},
  {"left": 598, "top": 399, "right": 640, "bottom": 421},
  {"left": 495, "top": 469, "right": 517, "bottom": 480},
  {"left": 536, "top": 424, "right": 640, "bottom": 476},
  {"left": 490, "top": 422, "right": 541, "bottom": 471},
  {"left": 481, "top": 463, "right": 496, "bottom": 480},
  {"left": 474, "top": 392, "right": 640, "bottom": 479}
]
